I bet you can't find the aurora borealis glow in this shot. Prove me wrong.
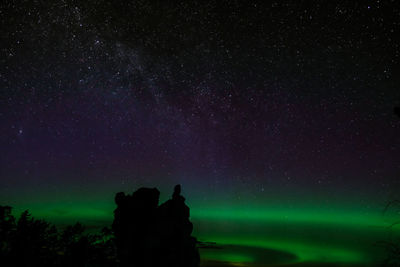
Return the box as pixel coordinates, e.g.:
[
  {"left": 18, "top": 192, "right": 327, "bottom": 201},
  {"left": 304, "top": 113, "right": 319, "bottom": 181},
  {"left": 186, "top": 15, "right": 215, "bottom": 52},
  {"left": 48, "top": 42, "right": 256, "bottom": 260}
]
[
  {"left": 1, "top": 1, "right": 400, "bottom": 266},
  {"left": 3, "top": 188, "right": 400, "bottom": 265}
]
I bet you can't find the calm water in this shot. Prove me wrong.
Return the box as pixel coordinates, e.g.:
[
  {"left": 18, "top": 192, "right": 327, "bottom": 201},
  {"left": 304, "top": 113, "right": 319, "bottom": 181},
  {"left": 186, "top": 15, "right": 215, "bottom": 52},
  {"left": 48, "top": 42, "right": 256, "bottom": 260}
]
[{"left": 193, "top": 218, "right": 397, "bottom": 266}]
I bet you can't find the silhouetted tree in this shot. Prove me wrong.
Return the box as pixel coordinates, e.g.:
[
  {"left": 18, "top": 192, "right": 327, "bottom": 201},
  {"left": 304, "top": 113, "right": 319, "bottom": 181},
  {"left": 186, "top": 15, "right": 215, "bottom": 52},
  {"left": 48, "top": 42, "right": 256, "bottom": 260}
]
[
  {"left": 0, "top": 206, "right": 15, "bottom": 263},
  {"left": 60, "top": 222, "right": 88, "bottom": 266},
  {"left": 1, "top": 185, "right": 200, "bottom": 266},
  {"left": 0, "top": 206, "right": 118, "bottom": 266},
  {"left": 90, "top": 227, "right": 118, "bottom": 266},
  {"left": 59, "top": 222, "right": 118, "bottom": 267},
  {"left": 5, "top": 210, "right": 58, "bottom": 266}
]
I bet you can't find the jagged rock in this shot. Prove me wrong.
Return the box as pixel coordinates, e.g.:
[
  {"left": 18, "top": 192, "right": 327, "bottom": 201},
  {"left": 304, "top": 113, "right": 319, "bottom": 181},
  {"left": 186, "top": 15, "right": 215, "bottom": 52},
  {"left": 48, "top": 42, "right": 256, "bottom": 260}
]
[{"left": 112, "top": 185, "right": 199, "bottom": 267}]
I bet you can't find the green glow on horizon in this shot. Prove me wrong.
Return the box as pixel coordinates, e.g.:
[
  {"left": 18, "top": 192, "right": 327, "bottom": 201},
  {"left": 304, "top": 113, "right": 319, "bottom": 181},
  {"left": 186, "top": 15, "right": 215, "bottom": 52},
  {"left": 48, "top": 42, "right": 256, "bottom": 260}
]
[
  {"left": 200, "top": 251, "right": 254, "bottom": 264},
  {"left": 13, "top": 201, "right": 398, "bottom": 229},
  {"left": 5, "top": 198, "right": 398, "bottom": 265},
  {"left": 10, "top": 201, "right": 114, "bottom": 225},
  {"left": 199, "top": 238, "right": 364, "bottom": 264},
  {"left": 191, "top": 206, "right": 397, "bottom": 265},
  {"left": 191, "top": 206, "right": 396, "bottom": 228}
]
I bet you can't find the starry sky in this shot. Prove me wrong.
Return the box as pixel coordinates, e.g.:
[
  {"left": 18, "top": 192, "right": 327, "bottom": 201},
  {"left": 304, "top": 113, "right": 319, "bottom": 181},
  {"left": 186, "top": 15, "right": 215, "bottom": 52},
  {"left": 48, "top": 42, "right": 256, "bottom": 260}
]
[{"left": 1, "top": 1, "right": 400, "bottom": 265}]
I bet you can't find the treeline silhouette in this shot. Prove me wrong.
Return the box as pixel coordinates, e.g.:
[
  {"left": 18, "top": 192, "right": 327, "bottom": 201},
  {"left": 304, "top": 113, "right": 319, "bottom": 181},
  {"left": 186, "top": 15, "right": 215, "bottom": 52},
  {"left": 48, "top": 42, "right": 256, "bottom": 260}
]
[
  {"left": 0, "top": 185, "right": 199, "bottom": 267},
  {"left": 0, "top": 207, "right": 116, "bottom": 266}
]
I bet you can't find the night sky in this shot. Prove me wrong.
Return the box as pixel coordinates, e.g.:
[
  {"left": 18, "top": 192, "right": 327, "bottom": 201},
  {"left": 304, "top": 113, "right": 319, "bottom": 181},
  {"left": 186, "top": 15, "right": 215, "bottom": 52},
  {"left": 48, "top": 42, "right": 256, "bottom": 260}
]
[{"left": 1, "top": 1, "right": 400, "bottom": 266}]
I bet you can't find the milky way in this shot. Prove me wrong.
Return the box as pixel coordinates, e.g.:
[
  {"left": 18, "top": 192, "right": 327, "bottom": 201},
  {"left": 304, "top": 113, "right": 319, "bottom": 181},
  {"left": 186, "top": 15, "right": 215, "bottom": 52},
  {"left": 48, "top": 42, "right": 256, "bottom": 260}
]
[{"left": 1, "top": 1, "right": 400, "bottom": 265}]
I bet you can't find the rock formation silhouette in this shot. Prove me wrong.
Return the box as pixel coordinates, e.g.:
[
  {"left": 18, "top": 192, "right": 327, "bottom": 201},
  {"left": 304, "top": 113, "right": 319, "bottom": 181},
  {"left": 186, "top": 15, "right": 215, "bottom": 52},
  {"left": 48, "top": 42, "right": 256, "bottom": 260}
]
[
  {"left": 112, "top": 185, "right": 200, "bottom": 267},
  {"left": 395, "top": 106, "right": 400, "bottom": 118}
]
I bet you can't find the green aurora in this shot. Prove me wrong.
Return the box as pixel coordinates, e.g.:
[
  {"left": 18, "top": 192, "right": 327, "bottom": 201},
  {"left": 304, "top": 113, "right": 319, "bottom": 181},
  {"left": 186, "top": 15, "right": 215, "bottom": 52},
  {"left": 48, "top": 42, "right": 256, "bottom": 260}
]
[
  {"left": 6, "top": 196, "right": 399, "bottom": 266},
  {"left": 2, "top": 0, "right": 400, "bottom": 266}
]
